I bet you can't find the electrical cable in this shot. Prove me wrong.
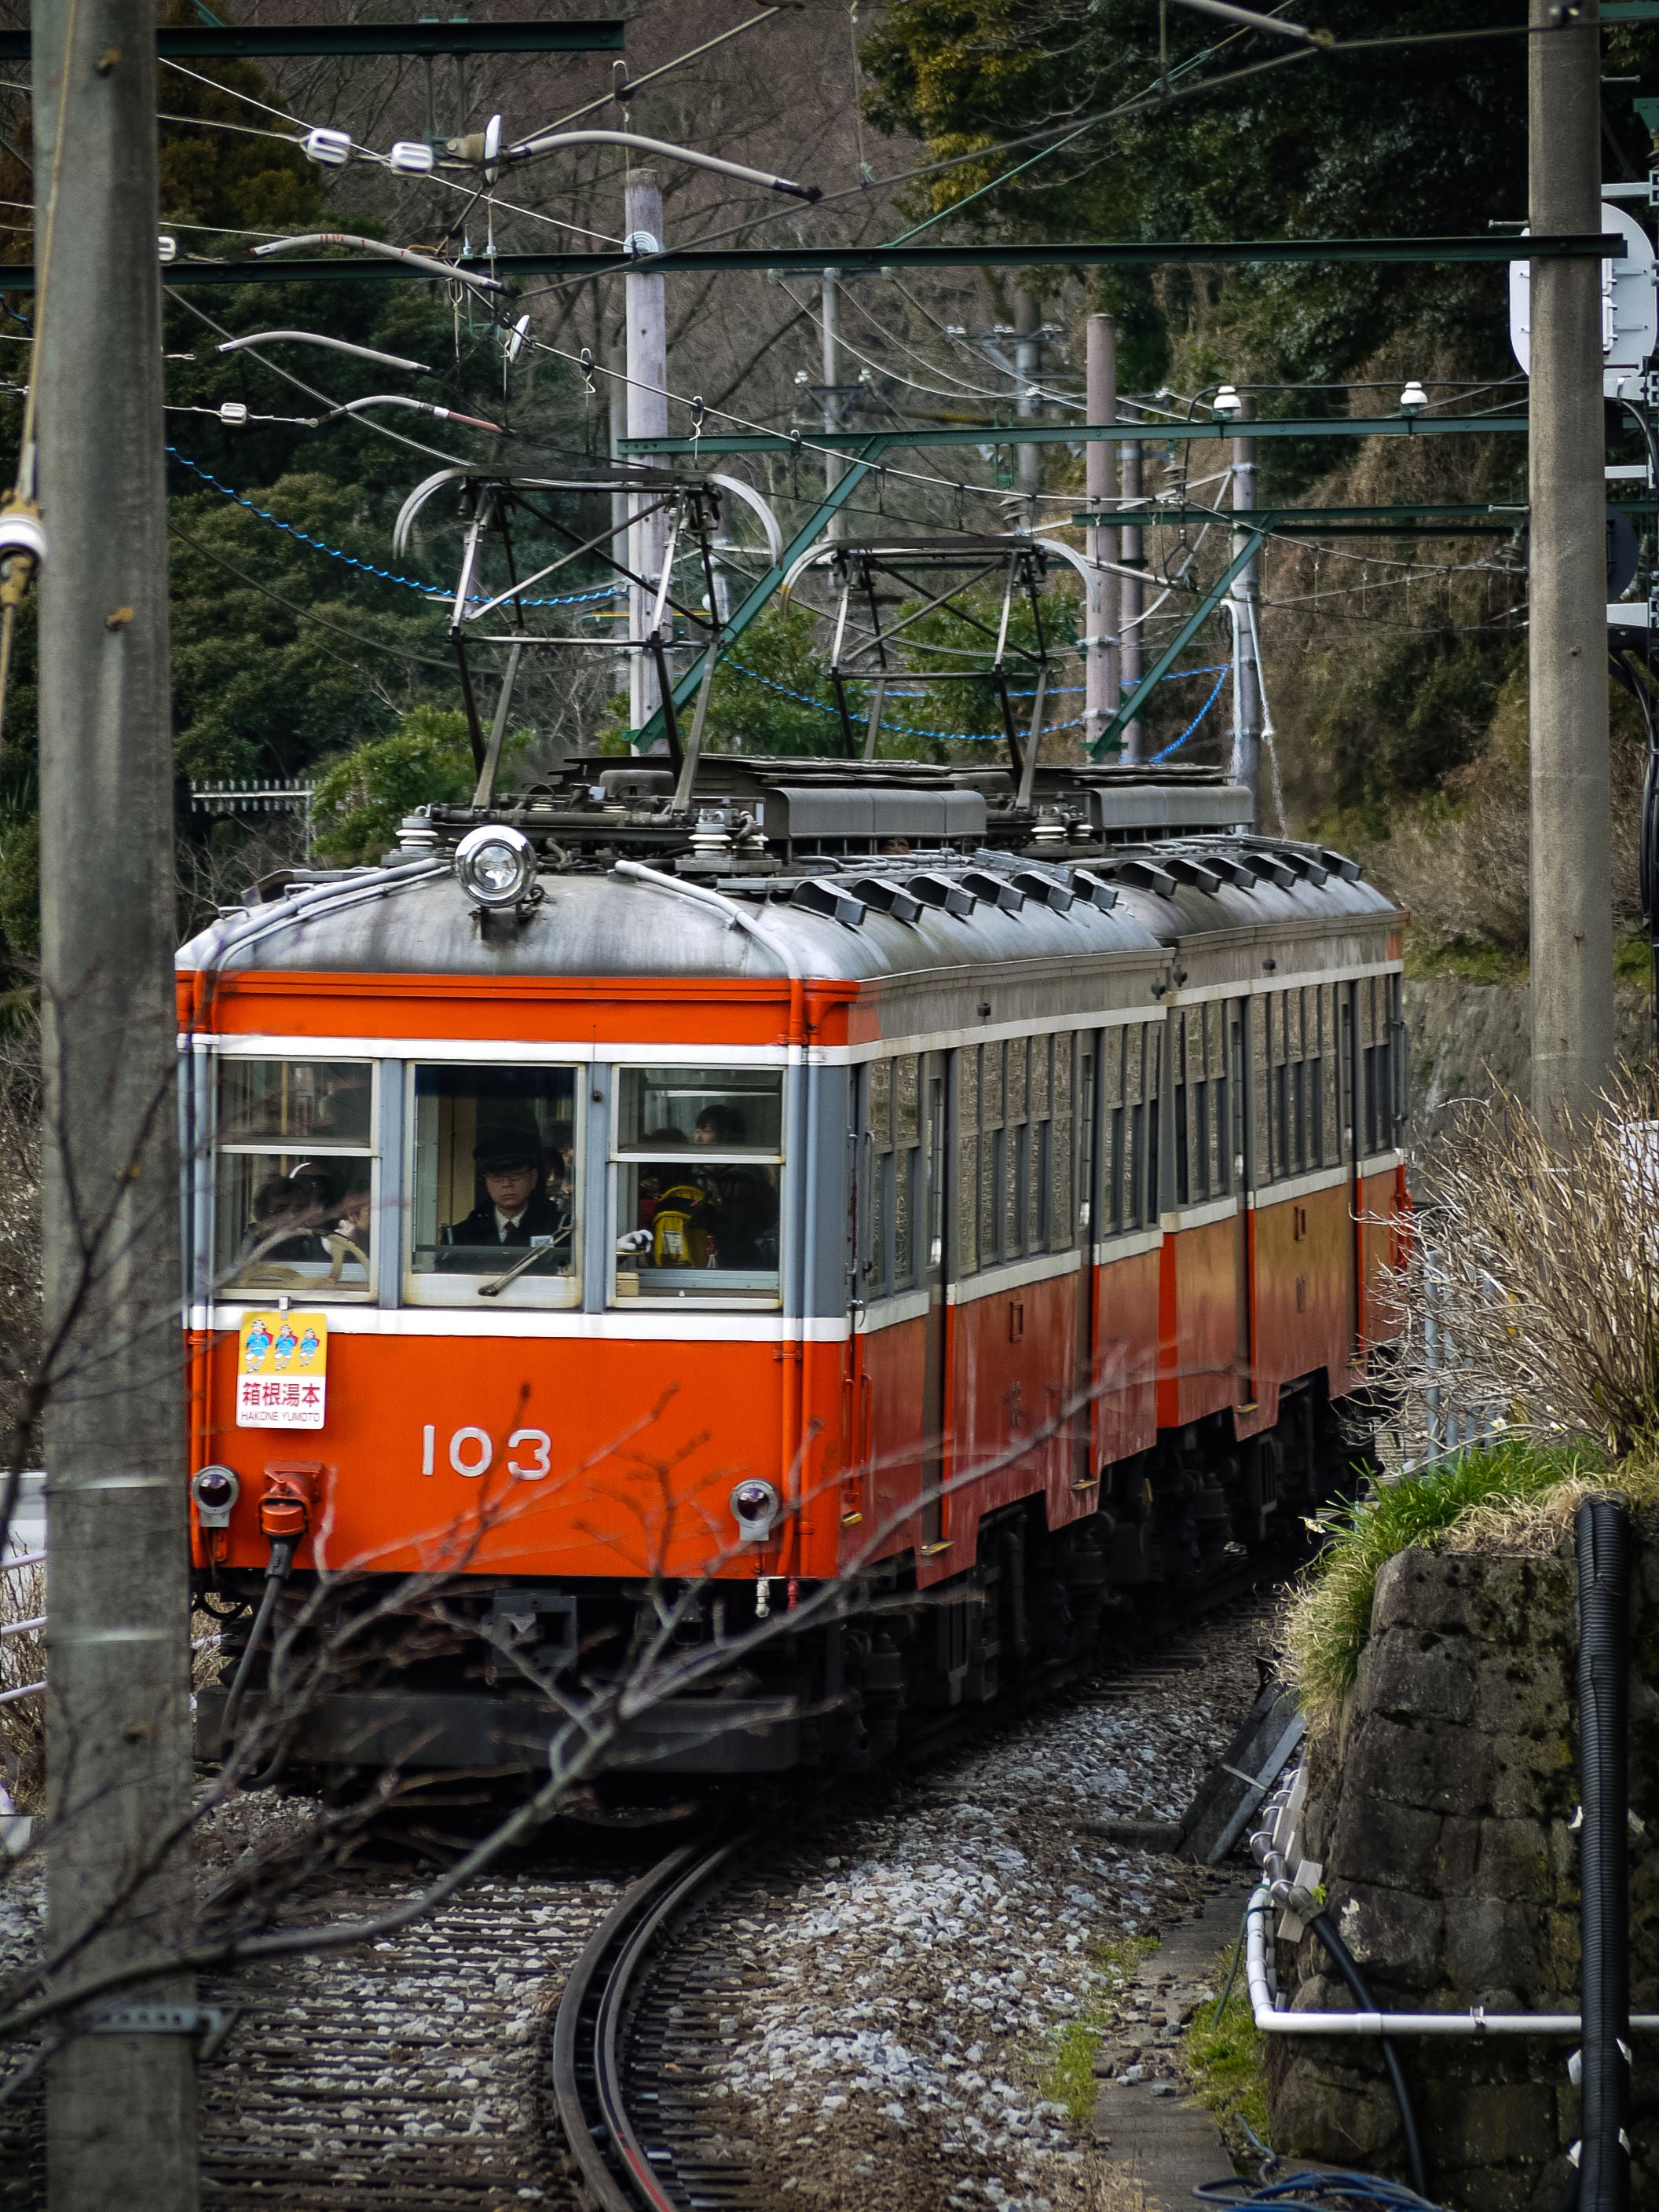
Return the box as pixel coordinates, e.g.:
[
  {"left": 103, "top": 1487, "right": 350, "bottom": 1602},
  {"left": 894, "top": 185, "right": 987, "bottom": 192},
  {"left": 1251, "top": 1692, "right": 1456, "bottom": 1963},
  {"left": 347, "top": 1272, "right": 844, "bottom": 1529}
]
[
  {"left": 220, "top": 1535, "right": 295, "bottom": 1740},
  {"left": 167, "top": 447, "right": 613, "bottom": 606},
  {"left": 163, "top": 287, "right": 478, "bottom": 467},
  {"left": 1195, "top": 2174, "right": 1450, "bottom": 2210},
  {"left": 1148, "top": 663, "right": 1231, "bottom": 760},
  {"left": 166, "top": 518, "right": 455, "bottom": 668},
  {"left": 1307, "top": 1911, "right": 1429, "bottom": 2200}
]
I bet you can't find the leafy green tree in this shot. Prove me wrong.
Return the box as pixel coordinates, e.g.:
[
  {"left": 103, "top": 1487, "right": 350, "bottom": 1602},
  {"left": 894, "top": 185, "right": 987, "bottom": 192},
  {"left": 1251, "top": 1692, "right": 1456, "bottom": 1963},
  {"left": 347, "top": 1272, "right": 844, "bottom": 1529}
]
[
  {"left": 862, "top": 0, "right": 1555, "bottom": 395},
  {"left": 310, "top": 706, "right": 485, "bottom": 863}
]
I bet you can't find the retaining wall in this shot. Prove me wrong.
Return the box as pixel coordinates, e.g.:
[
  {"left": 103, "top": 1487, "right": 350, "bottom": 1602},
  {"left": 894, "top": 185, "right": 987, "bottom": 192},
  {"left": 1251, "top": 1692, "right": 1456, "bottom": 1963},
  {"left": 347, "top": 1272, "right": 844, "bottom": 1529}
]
[{"left": 1265, "top": 1538, "right": 1659, "bottom": 2211}]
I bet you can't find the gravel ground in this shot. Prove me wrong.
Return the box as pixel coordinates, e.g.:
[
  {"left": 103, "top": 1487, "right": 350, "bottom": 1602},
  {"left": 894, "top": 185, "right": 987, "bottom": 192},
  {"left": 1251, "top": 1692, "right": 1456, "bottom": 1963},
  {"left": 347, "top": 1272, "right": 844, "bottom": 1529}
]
[
  {"left": 645, "top": 1606, "right": 1270, "bottom": 2212},
  {"left": 0, "top": 1788, "right": 628, "bottom": 2210},
  {"left": 1, "top": 1602, "right": 1272, "bottom": 2211}
]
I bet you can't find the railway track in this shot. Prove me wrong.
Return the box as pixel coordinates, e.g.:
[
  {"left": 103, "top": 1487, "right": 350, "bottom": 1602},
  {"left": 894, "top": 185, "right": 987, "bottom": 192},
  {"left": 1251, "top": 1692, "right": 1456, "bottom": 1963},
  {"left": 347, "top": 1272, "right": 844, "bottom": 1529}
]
[
  {"left": 551, "top": 1835, "right": 760, "bottom": 2212},
  {"left": 548, "top": 1583, "right": 1285, "bottom": 2212}
]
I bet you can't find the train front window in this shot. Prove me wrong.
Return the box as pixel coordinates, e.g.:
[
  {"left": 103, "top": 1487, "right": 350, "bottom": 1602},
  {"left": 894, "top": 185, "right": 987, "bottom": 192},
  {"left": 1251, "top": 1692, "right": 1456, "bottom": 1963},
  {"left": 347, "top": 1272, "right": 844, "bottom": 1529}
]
[
  {"left": 408, "top": 1064, "right": 580, "bottom": 1303},
  {"left": 613, "top": 1067, "right": 783, "bottom": 1303},
  {"left": 214, "top": 1057, "right": 376, "bottom": 1300}
]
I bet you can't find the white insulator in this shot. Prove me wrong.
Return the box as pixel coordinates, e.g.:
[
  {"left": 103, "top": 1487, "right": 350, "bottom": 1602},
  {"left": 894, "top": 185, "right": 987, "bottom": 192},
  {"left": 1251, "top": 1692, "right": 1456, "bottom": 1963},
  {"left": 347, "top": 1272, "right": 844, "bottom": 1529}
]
[{"left": 303, "top": 127, "right": 353, "bottom": 168}]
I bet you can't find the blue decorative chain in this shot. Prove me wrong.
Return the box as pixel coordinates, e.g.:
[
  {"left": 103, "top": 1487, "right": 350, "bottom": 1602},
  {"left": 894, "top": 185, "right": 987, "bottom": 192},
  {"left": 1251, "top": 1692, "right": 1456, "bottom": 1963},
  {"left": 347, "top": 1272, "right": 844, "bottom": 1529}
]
[
  {"left": 723, "top": 657, "right": 1229, "bottom": 749},
  {"left": 1148, "top": 664, "right": 1232, "bottom": 760},
  {"left": 167, "top": 448, "right": 614, "bottom": 607}
]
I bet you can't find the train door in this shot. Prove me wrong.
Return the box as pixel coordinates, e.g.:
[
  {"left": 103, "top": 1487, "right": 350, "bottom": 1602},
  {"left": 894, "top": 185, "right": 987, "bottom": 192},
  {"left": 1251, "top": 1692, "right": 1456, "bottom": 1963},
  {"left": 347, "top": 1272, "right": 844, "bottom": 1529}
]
[
  {"left": 920, "top": 1061, "right": 948, "bottom": 1548},
  {"left": 1231, "top": 1000, "right": 1255, "bottom": 1404},
  {"left": 1074, "top": 1035, "right": 1098, "bottom": 1484}
]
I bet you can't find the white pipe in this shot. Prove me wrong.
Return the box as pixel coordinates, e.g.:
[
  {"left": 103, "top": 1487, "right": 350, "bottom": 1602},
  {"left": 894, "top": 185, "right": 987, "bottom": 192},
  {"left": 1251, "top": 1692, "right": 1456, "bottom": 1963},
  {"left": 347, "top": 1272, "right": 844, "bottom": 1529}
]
[
  {"left": 1244, "top": 1886, "right": 1659, "bottom": 2038},
  {"left": 503, "top": 129, "right": 819, "bottom": 203},
  {"left": 251, "top": 234, "right": 505, "bottom": 295},
  {"left": 218, "top": 331, "right": 430, "bottom": 375}
]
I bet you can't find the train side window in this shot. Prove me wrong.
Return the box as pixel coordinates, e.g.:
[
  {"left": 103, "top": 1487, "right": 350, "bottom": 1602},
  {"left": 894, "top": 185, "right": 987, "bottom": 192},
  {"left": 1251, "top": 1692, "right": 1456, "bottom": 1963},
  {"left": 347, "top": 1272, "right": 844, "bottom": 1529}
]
[
  {"left": 407, "top": 1064, "right": 579, "bottom": 1304},
  {"left": 893, "top": 1053, "right": 921, "bottom": 1290},
  {"left": 1101, "top": 1028, "right": 1125, "bottom": 1237},
  {"left": 215, "top": 1057, "right": 377, "bottom": 1300},
  {"left": 1005, "top": 1038, "right": 1028, "bottom": 1259},
  {"left": 1028, "top": 1033, "right": 1051, "bottom": 1251},
  {"left": 860, "top": 1059, "right": 892, "bottom": 1302},
  {"left": 1358, "top": 977, "right": 1386, "bottom": 1156},
  {"left": 980, "top": 1042, "right": 1003, "bottom": 1269},
  {"left": 1252, "top": 996, "right": 1273, "bottom": 1188},
  {"left": 612, "top": 1066, "right": 783, "bottom": 1303},
  {"left": 1049, "top": 1031, "right": 1074, "bottom": 1251},
  {"left": 1287, "top": 988, "right": 1308, "bottom": 1179},
  {"left": 1320, "top": 983, "right": 1342, "bottom": 1168},
  {"left": 955, "top": 1049, "right": 979, "bottom": 1278}
]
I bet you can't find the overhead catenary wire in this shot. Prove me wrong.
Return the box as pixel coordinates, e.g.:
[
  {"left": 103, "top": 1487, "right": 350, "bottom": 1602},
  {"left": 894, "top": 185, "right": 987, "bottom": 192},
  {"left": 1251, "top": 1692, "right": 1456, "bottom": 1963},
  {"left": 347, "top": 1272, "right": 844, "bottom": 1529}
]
[{"left": 166, "top": 518, "right": 455, "bottom": 671}]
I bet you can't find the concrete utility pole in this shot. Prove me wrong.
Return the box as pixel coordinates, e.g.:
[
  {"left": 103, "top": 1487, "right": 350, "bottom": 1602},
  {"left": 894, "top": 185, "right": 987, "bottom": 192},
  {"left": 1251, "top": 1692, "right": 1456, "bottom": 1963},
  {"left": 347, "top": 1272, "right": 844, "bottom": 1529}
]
[
  {"left": 608, "top": 346, "right": 630, "bottom": 699},
  {"left": 1084, "top": 313, "right": 1120, "bottom": 756},
  {"left": 32, "top": 0, "right": 198, "bottom": 2201},
  {"left": 1230, "top": 394, "right": 1262, "bottom": 813},
  {"left": 822, "top": 268, "right": 844, "bottom": 537},
  {"left": 1529, "top": 0, "right": 1613, "bottom": 1120},
  {"left": 1119, "top": 426, "right": 1144, "bottom": 762},
  {"left": 624, "top": 170, "right": 668, "bottom": 735},
  {"left": 1014, "top": 287, "right": 1041, "bottom": 501}
]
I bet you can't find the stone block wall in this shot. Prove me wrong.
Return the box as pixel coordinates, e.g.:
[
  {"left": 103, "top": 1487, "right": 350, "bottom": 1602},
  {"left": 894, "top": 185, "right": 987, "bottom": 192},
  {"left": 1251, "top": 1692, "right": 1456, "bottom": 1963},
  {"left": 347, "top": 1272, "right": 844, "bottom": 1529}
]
[{"left": 1265, "top": 1540, "right": 1659, "bottom": 2212}]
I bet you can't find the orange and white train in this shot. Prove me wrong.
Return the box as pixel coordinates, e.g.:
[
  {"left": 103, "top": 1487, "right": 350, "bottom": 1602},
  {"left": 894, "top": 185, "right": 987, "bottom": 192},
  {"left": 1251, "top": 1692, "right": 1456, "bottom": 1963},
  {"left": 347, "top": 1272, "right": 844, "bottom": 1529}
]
[{"left": 178, "top": 753, "right": 1407, "bottom": 1774}]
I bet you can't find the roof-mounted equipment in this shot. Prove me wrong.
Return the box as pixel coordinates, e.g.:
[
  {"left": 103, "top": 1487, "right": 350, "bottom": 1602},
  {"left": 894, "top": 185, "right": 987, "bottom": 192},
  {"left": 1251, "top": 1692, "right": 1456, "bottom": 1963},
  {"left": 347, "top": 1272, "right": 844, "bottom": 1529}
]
[
  {"left": 843, "top": 877, "right": 925, "bottom": 923},
  {"left": 907, "top": 872, "right": 976, "bottom": 917},
  {"left": 790, "top": 878, "right": 868, "bottom": 925}
]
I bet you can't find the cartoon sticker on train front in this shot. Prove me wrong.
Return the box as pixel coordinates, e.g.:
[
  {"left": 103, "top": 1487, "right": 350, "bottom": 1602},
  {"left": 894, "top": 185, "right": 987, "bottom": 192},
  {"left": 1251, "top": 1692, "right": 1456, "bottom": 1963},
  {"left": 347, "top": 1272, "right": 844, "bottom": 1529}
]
[{"left": 236, "top": 1309, "right": 328, "bottom": 1430}]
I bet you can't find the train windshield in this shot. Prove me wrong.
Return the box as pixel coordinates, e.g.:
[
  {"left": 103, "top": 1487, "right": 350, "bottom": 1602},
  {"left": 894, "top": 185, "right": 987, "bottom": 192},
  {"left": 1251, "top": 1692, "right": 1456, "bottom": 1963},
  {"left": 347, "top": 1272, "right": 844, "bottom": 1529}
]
[
  {"left": 214, "top": 1057, "right": 376, "bottom": 1299},
  {"left": 613, "top": 1067, "right": 782, "bottom": 1302},
  {"left": 408, "top": 1064, "right": 580, "bottom": 1302}
]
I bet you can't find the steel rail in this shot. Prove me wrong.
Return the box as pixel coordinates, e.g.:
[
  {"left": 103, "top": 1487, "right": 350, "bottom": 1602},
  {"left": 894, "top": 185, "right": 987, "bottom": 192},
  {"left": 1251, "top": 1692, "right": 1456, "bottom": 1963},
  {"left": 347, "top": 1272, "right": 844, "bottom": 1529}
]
[{"left": 551, "top": 1835, "right": 749, "bottom": 2211}]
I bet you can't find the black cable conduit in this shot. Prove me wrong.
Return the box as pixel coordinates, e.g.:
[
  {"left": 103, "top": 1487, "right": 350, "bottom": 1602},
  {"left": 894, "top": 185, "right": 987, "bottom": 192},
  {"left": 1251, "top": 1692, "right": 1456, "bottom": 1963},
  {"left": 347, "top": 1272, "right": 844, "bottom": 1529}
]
[{"left": 1306, "top": 1910, "right": 1429, "bottom": 2202}]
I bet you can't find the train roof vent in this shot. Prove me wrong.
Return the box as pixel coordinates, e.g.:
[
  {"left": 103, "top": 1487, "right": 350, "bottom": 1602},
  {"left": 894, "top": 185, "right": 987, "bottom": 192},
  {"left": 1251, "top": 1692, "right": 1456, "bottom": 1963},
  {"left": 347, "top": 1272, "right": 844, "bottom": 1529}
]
[
  {"left": 1100, "top": 856, "right": 1177, "bottom": 898},
  {"left": 791, "top": 878, "right": 868, "bottom": 925},
  {"left": 1009, "top": 868, "right": 1075, "bottom": 913},
  {"left": 1280, "top": 851, "right": 1329, "bottom": 887},
  {"left": 1070, "top": 868, "right": 1119, "bottom": 913},
  {"left": 1192, "top": 852, "right": 1255, "bottom": 888},
  {"left": 907, "top": 870, "right": 977, "bottom": 917},
  {"left": 1236, "top": 851, "right": 1297, "bottom": 889},
  {"left": 1319, "top": 848, "right": 1361, "bottom": 882},
  {"left": 842, "top": 876, "right": 924, "bottom": 924},
  {"left": 1162, "top": 856, "right": 1223, "bottom": 895},
  {"left": 961, "top": 868, "right": 1026, "bottom": 914}
]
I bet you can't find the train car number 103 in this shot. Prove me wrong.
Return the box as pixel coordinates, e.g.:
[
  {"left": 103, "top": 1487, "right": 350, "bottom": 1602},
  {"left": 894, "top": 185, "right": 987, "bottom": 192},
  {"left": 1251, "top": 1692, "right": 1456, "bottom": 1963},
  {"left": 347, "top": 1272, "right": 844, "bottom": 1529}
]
[{"left": 420, "top": 1424, "right": 552, "bottom": 1479}]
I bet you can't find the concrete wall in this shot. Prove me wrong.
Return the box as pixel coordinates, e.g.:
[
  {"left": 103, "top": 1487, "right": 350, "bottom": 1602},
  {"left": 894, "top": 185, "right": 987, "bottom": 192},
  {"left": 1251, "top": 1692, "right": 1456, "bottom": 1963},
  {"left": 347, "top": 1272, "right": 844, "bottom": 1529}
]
[{"left": 1266, "top": 1541, "right": 1659, "bottom": 2211}]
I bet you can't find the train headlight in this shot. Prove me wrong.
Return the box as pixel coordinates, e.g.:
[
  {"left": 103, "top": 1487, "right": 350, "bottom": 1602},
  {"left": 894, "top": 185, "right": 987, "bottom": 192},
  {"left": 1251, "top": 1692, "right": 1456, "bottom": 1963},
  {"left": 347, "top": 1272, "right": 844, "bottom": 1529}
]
[
  {"left": 454, "top": 823, "right": 536, "bottom": 910},
  {"left": 730, "top": 1478, "right": 782, "bottom": 1544},
  {"left": 191, "top": 1464, "right": 240, "bottom": 1529}
]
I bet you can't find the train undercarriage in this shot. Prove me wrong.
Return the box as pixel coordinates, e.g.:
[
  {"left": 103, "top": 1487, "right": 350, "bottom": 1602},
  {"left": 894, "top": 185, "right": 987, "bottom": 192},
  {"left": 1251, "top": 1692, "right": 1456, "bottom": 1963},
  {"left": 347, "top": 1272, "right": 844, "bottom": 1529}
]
[{"left": 195, "top": 1373, "right": 1371, "bottom": 1785}]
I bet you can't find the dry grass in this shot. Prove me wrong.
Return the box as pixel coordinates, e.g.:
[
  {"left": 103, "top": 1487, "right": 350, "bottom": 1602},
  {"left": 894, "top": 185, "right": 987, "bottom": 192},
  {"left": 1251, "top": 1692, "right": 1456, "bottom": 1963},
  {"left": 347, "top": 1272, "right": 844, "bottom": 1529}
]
[
  {"left": 1441, "top": 1467, "right": 1659, "bottom": 1558},
  {"left": 1284, "top": 1080, "right": 1659, "bottom": 1734},
  {"left": 1378, "top": 1073, "right": 1659, "bottom": 1463}
]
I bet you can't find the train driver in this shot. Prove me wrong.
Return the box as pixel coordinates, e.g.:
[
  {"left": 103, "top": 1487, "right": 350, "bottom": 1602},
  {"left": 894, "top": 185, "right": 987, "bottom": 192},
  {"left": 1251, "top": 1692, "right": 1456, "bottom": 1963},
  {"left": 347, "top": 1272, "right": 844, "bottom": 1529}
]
[{"left": 440, "top": 1128, "right": 568, "bottom": 1262}]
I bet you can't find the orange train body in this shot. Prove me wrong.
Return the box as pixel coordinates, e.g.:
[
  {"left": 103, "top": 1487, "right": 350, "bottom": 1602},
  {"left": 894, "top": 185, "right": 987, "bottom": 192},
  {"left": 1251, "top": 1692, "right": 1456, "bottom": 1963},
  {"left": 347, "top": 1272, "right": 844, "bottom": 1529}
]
[{"left": 179, "top": 783, "right": 1408, "bottom": 1774}]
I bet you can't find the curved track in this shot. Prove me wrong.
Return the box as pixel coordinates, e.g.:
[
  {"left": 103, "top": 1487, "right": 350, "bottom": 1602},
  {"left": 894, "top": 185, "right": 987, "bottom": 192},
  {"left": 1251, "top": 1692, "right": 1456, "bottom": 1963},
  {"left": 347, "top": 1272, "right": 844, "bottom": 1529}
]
[{"left": 550, "top": 1835, "right": 753, "bottom": 2212}]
